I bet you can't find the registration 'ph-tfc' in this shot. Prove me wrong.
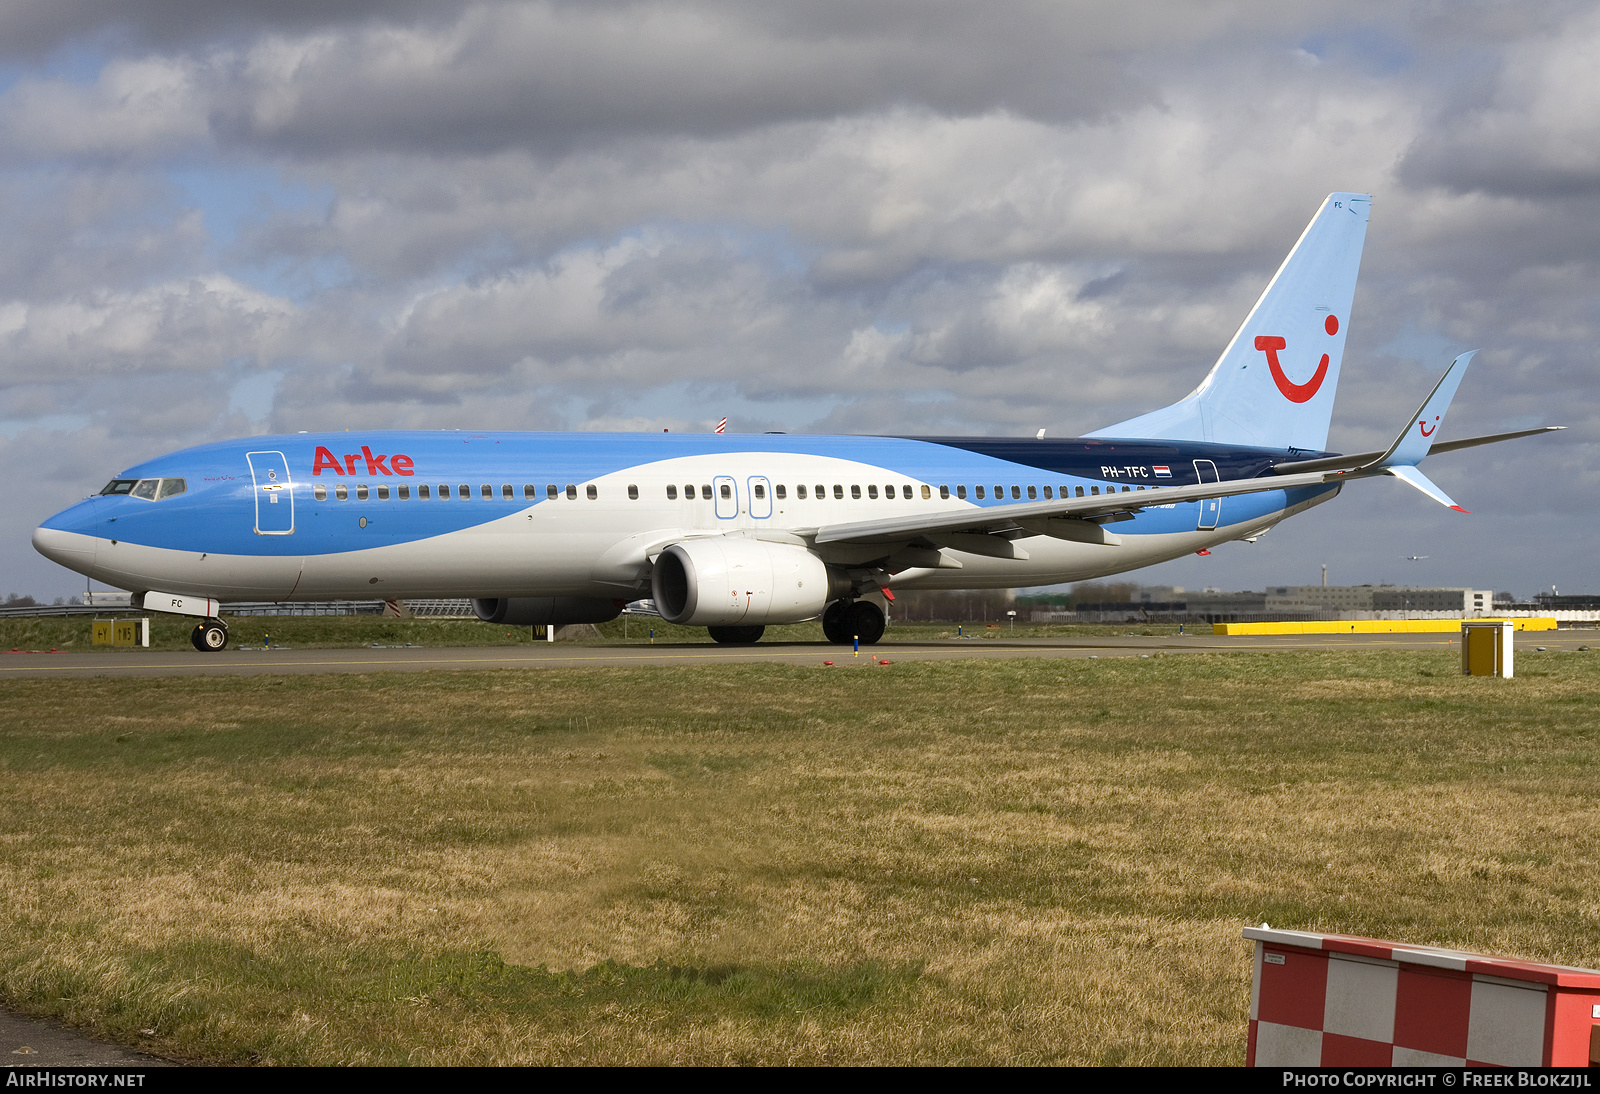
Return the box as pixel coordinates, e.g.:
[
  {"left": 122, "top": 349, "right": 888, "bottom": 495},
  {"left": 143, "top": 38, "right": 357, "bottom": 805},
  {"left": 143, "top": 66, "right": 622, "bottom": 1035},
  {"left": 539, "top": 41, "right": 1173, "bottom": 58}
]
[{"left": 34, "top": 194, "right": 1560, "bottom": 651}]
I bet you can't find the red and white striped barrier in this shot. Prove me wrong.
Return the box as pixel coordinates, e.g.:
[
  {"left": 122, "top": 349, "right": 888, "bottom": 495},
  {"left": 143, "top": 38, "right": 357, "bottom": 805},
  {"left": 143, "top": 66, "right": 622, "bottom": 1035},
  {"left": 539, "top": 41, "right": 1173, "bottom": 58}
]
[{"left": 1245, "top": 926, "right": 1600, "bottom": 1067}]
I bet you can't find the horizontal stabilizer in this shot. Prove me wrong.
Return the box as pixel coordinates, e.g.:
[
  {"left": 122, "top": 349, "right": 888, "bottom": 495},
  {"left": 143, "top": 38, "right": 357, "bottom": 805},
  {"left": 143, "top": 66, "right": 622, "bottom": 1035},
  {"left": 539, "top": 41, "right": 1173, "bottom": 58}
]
[{"left": 1384, "top": 464, "right": 1468, "bottom": 512}]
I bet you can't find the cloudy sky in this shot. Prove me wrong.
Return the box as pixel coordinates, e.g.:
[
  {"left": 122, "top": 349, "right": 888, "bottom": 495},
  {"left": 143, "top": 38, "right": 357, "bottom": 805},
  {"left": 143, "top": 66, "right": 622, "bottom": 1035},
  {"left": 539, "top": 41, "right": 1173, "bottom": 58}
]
[{"left": 3, "top": 1, "right": 1596, "bottom": 600}]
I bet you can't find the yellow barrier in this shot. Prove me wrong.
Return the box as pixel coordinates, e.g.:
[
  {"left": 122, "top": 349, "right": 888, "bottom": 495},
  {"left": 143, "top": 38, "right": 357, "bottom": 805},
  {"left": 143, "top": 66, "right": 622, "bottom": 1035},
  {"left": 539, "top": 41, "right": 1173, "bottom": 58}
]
[{"left": 1212, "top": 618, "right": 1559, "bottom": 636}]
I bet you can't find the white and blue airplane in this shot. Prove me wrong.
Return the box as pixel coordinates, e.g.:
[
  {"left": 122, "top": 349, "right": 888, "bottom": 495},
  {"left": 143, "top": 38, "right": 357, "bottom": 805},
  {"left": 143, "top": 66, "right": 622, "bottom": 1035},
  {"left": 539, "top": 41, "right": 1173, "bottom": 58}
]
[{"left": 33, "top": 193, "right": 1557, "bottom": 651}]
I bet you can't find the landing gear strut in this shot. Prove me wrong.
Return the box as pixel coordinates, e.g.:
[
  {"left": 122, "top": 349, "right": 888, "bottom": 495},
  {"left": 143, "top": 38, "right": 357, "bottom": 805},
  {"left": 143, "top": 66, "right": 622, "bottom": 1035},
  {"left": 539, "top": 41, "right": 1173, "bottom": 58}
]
[
  {"left": 707, "top": 625, "right": 765, "bottom": 645},
  {"left": 190, "top": 618, "right": 229, "bottom": 652},
  {"left": 822, "top": 600, "right": 884, "bottom": 646}
]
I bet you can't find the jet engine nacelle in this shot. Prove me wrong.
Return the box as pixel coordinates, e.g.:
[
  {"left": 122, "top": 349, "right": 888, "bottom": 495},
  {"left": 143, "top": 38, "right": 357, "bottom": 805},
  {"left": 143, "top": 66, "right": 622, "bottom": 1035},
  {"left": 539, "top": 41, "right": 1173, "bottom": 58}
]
[
  {"left": 473, "top": 596, "right": 622, "bottom": 627},
  {"left": 651, "top": 538, "right": 842, "bottom": 625}
]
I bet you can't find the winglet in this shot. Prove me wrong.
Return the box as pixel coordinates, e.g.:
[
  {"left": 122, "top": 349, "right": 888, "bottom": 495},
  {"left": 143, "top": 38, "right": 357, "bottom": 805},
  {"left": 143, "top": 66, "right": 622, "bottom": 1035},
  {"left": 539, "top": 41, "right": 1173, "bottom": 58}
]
[
  {"left": 1385, "top": 463, "right": 1469, "bottom": 512},
  {"left": 1374, "top": 350, "right": 1476, "bottom": 469}
]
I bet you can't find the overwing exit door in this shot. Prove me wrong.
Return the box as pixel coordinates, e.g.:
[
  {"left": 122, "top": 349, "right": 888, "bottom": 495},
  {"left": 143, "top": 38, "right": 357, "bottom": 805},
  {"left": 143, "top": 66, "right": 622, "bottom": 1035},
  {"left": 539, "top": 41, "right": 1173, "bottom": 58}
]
[
  {"left": 713, "top": 475, "right": 739, "bottom": 519},
  {"left": 247, "top": 451, "right": 295, "bottom": 534}
]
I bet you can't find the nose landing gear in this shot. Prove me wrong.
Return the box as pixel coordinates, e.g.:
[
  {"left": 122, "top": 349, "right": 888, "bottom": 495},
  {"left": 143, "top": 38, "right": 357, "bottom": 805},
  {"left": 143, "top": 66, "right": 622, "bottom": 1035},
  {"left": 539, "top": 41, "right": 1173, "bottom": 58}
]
[{"left": 190, "top": 618, "right": 229, "bottom": 652}]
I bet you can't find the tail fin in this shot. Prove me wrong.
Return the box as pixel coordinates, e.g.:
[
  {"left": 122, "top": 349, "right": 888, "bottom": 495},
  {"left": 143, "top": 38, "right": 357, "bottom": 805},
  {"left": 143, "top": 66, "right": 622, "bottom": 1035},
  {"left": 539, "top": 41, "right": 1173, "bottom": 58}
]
[{"left": 1089, "top": 192, "right": 1371, "bottom": 452}]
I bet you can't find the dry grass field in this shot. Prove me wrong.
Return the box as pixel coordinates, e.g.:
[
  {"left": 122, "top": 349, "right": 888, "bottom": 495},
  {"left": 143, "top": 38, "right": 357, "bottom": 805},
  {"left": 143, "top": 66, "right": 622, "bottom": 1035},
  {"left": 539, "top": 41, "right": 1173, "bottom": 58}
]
[{"left": 1, "top": 649, "right": 1597, "bottom": 1065}]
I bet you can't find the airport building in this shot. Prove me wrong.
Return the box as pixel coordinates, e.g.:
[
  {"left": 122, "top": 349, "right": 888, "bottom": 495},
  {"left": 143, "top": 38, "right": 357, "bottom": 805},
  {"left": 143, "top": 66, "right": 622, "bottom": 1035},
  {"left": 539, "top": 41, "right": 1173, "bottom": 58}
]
[{"left": 1046, "top": 584, "right": 1577, "bottom": 625}]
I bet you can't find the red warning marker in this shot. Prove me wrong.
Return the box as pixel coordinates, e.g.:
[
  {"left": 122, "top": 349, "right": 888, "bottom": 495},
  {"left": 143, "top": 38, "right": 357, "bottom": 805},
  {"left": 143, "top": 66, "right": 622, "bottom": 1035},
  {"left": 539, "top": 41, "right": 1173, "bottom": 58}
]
[
  {"left": 823, "top": 660, "right": 834, "bottom": 666},
  {"left": 1196, "top": 548, "right": 1212, "bottom": 556},
  {"left": 878, "top": 660, "right": 892, "bottom": 665}
]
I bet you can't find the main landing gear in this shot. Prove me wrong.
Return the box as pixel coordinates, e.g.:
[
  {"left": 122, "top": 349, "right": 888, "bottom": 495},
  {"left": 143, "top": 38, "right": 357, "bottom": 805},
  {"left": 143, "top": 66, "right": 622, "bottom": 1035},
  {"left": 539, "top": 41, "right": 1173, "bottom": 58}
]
[
  {"left": 707, "top": 625, "right": 765, "bottom": 645},
  {"left": 190, "top": 617, "right": 229, "bottom": 652},
  {"left": 821, "top": 600, "right": 884, "bottom": 646}
]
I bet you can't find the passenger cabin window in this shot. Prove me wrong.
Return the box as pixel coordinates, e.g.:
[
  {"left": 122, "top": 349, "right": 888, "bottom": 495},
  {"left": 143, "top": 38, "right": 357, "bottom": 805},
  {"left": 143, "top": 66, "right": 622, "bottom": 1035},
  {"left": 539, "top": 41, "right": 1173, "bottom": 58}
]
[
  {"left": 502, "top": 484, "right": 513, "bottom": 499},
  {"left": 667, "top": 484, "right": 678, "bottom": 500},
  {"left": 460, "top": 484, "right": 470, "bottom": 498},
  {"left": 587, "top": 485, "right": 598, "bottom": 500},
  {"left": 818, "top": 484, "right": 828, "bottom": 498},
  {"left": 701, "top": 485, "right": 713, "bottom": 499},
  {"left": 1075, "top": 486, "right": 1084, "bottom": 497},
  {"left": 315, "top": 485, "right": 327, "bottom": 500},
  {"left": 719, "top": 483, "right": 731, "bottom": 499},
  {"left": 627, "top": 484, "right": 638, "bottom": 500},
  {"left": 939, "top": 485, "right": 949, "bottom": 499},
  {"left": 775, "top": 485, "right": 786, "bottom": 500},
  {"left": 754, "top": 483, "right": 766, "bottom": 500},
  {"left": 850, "top": 485, "right": 861, "bottom": 499},
  {"left": 975, "top": 486, "right": 985, "bottom": 499},
  {"left": 1027, "top": 486, "right": 1037, "bottom": 500},
  {"left": 377, "top": 485, "right": 389, "bottom": 500},
  {"left": 357, "top": 485, "right": 369, "bottom": 500},
  {"left": 438, "top": 483, "right": 450, "bottom": 498},
  {"left": 867, "top": 485, "right": 878, "bottom": 499},
  {"left": 906, "top": 485, "right": 915, "bottom": 499},
  {"left": 566, "top": 484, "right": 577, "bottom": 499},
  {"left": 418, "top": 484, "right": 430, "bottom": 498},
  {"left": 796, "top": 484, "right": 807, "bottom": 499},
  {"left": 956, "top": 485, "right": 967, "bottom": 499},
  {"left": 336, "top": 485, "right": 348, "bottom": 500},
  {"left": 547, "top": 484, "right": 558, "bottom": 499},
  {"left": 524, "top": 484, "right": 535, "bottom": 499},
  {"left": 1090, "top": 486, "right": 1100, "bottom": 495},
  {"left": 481, "top": 484, "right": 492, "bottom": 498},
  {"left": 399, "top": 485, "right": 410, "bottom": 499}
]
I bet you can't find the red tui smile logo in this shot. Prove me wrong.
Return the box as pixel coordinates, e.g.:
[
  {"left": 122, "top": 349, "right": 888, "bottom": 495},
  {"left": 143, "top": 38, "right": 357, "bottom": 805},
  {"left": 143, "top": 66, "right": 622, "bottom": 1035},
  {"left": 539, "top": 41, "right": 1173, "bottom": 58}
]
[
  {"left": 1253, "top": 314, "right": 1340, "bottom": 403},
  {"left": 1419, "top": 416, "right": 1438, "bottom": 438}
]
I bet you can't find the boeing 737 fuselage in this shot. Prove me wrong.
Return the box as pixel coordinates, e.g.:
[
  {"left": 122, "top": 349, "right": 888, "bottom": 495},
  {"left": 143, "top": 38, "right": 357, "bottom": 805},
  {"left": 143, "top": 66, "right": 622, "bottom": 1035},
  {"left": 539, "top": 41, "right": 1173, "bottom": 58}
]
[{"left": 32, "top": 193, "right": 1559, "bottom": 650}]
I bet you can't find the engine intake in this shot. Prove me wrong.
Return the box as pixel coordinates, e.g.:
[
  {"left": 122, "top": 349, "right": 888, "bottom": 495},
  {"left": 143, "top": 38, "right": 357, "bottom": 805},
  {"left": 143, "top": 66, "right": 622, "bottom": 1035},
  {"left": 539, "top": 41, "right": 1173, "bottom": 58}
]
[
  {"left": 651, "top": 538, "right": 842, "bottom": 625},
  {"left": 472, "top": 597, "right": 622, "bottom": 627}
]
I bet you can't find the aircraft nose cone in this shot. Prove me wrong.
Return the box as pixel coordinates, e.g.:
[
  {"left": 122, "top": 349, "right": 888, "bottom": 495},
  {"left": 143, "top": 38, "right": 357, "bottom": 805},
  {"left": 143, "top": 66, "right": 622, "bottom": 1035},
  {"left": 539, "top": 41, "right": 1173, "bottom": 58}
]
[{"left": 34, "top": 502, "right": 101, "bottom": 576}]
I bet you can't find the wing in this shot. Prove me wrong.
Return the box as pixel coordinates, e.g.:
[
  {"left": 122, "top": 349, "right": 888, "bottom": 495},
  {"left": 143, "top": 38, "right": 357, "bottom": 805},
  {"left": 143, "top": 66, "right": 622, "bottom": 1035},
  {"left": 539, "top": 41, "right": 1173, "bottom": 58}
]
[
  {"left": 805, "top": 469, "right": 1337, "bottom": 549},
  {"left": 1271, "top": 426, "right": 1564, "bottom": 476}
]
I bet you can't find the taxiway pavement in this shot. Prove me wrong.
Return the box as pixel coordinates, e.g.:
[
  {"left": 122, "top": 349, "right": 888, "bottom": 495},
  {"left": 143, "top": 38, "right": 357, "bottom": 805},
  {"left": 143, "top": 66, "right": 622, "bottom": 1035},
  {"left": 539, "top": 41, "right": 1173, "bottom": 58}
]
[{"left": 1, "top": 630, "right": 1591, "bottom": 678}]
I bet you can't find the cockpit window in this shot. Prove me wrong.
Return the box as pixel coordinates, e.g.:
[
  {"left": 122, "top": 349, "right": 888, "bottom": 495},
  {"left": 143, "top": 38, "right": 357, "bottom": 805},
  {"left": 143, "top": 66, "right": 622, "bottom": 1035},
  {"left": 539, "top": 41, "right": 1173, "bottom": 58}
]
[{"left": 101, "top": 477, "right": 187, "bottom": 500}]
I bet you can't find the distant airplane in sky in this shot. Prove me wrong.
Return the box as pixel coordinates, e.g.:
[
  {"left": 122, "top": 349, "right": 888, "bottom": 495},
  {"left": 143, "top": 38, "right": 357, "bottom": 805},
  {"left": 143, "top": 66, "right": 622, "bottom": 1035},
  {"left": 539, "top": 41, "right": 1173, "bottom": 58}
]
[{"left": 34, "top": 193, "right": 1559, "bottom": 650}]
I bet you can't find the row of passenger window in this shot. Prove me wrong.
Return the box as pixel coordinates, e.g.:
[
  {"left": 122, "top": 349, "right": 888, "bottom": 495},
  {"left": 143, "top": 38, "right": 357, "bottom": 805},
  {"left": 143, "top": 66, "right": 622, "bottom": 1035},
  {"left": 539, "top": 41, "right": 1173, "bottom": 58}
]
[
  {"left": 315, "top": 482, "right": 618, "bottom": 501},
  {"left": 312, "top": 479, "right": 1155, "bottom": 502},
  {"left": 667, "top": 482, "right": 1147, "bottom": 501}
]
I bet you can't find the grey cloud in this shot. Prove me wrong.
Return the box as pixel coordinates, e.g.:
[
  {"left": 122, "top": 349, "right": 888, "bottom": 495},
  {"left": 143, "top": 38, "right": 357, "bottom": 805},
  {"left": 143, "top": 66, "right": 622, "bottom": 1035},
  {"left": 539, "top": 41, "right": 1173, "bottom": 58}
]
[
  {"left": 1399, "top": 7, "right": 1600, "bottom": 197},
  {"left": 0, "top": 276, "right": 295, "bottom": 381},
  {"left": 0, "top": 1, "right": 464, "bottom": 60}
]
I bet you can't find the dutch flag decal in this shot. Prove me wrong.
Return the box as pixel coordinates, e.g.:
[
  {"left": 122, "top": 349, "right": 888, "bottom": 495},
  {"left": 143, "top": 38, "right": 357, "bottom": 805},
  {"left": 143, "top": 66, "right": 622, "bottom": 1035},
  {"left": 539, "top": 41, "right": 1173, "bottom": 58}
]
[{"left": 1153, "top": 465, "right": 1172, "bottom": 478}]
